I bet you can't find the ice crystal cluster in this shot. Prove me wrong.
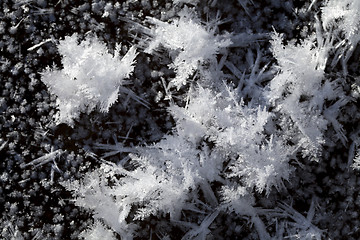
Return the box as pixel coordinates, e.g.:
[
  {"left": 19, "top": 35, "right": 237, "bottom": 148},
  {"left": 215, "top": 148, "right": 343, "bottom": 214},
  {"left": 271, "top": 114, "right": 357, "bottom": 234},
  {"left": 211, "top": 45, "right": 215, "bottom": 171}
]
[
  {"left": 1, "top": 0, "right": 360, "bottom": 239},
  {"left": 41, "top": 34, "right": 137, "bottom": 126}
]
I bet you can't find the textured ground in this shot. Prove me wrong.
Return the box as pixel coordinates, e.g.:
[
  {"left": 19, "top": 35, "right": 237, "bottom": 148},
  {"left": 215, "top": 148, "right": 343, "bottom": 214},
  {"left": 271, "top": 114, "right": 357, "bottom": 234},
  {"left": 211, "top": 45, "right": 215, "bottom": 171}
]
[{"left": 1, "top": 0, "right": 360, "bottom": 239}]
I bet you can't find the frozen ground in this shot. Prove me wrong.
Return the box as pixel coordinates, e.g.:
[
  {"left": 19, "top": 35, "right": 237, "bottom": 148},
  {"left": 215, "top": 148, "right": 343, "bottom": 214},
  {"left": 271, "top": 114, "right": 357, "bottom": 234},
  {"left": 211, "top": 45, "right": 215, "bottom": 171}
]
[{"left": 1, "top": 0, "right": 360, "bottom": 239}]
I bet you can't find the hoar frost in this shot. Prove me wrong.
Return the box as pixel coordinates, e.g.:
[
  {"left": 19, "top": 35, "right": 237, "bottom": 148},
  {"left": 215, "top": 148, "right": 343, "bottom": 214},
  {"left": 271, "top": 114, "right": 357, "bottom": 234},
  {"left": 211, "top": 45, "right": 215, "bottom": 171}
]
[
  {"left": 144, "top": 7, "right": 231, "bottom": 89},
  {"left": 15, "top": 0, "right": 360, "bottom": 239},
  {"left": 321, "top": 0, "right": 360, "bottom": 71},
  {"left": 41, "top": 34, "right": 137, "bottom": 126},
  {"left": 64, "top": 84, "right": 294, "bottom": 239},
  {"left": 266, "top": 31, "right": 347, "bottom": 159}
]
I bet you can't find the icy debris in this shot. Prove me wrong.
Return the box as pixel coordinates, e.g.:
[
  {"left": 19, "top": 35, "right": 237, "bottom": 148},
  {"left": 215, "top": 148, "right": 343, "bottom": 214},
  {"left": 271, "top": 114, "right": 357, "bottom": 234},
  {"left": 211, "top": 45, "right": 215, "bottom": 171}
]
[
  {"left": 181, "top": 209, "right": 219, "bottom": 240},
  {"left": 27, "top": 38, "right": 54, "bottom": 51},
  {"left": 20, "top": 149, "right": 64, "bottom": 169}
]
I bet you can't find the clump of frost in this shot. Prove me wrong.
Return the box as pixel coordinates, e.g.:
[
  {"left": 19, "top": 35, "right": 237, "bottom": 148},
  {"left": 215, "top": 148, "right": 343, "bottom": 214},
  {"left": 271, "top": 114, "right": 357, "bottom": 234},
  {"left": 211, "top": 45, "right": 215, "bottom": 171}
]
[
  {"left": 266, "top": 31, "right": 347, "bottom": 159},
  {"left": 41, "top": 34, "right": 137, "bottom": 126},
  {"left": 63, "top": 84, "right": 294, "bottom": 239},
  {"left": 144, "top": 7, "right": 231, "bottom": 89},
  {"left": 79, "top": 221, "right": 116, "bottom": 240},
  {"left": 63, "top": 153, "right": 198, "bottom": 238},
  {"left": 353, "top": 150, "right": 360, "bottom": 170},
  {"left": 172, "top": 0, "right": 199, "bottom": 5},
  {"left": 170, "top": 85, "right": 294, "bottom": 194},
  {"left": 350, "top": 136, "right": 360, "bottom": 169},
  {"left": 322, "top": 0, "right": 360, "bottom": 69}
]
